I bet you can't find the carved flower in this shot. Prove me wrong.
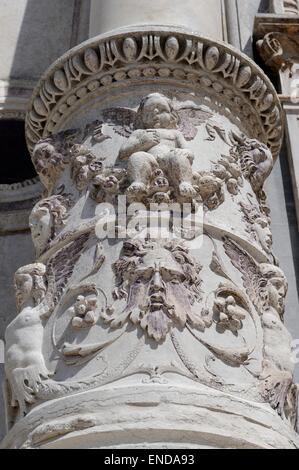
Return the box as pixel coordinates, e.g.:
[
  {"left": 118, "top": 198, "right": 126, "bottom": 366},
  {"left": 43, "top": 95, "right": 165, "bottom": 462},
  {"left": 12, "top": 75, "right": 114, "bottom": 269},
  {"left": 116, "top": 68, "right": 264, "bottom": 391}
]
[
  {"left": 71, "top": 295, "right": 98, "bottom": 329},
  {"left": 214, "top": 294, "right": 247, "bottom": 333}
]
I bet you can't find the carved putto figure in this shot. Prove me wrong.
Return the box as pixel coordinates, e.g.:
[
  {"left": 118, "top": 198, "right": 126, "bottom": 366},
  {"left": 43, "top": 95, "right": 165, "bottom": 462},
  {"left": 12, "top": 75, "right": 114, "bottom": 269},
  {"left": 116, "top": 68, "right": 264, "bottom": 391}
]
[
  {"left": 224, "top": 238, "right": 298, "bottom": 425},
  {"left": 118, "top": 93, "right": 197, "bottom": 200},
  {"left": 259, "top": 264, "right": 298, "bottom": 426},
  {"left": 5, "top": 264, "right": 52, "bottom": 416},
  {"left": 4, "top": 234, "right": 90, "bottom": 419},
  {"left": 102, "top": 239, "right": 205, "bottom": 341}
]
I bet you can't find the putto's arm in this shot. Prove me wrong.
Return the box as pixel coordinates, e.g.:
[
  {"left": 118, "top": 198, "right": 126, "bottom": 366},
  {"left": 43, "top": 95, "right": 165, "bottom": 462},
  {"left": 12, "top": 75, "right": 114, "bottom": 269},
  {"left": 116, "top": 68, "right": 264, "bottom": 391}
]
[{"left": 118, "top": 130, "right": 157, "bottom": 160}]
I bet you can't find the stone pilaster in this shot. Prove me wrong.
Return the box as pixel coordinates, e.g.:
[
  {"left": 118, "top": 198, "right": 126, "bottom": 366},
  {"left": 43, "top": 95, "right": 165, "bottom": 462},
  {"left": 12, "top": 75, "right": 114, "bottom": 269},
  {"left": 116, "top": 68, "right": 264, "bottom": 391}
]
[
  {"left": 1, "top": 25, "right": 298, "bottom": 449},
  {"left": 255, "top": 13, "right": 299, "bottom": 225}
]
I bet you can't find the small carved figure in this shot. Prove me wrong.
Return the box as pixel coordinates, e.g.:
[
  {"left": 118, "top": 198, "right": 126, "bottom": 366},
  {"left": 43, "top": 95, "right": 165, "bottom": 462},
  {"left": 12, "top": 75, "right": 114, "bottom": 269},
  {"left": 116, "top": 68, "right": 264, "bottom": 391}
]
[
  {"left": 5, "top": 264, "right": 51, "bottom": 416},
  {"left": 223, "top": 238, "right": 297, "bottom": 425},
  {"left": 4, "top": 234, "right": 90, "bottom": 417},
  {"left": 193, "top": 172, "right": 224, "bottom": 210},
  {"left": 240, "top": 199, "right": 273, "bottom": 255},
  {"left": 232, "top": 134, "right": 273, "bottom": 193},
  {"left": 32, "top": 129, "right": 80, "bottom": 192},
  {"left": 259, "top": 264, "right": 298, "bottom": 425},
  {"left": 118, "top": 93, "right": 197, "bottom": 200}
]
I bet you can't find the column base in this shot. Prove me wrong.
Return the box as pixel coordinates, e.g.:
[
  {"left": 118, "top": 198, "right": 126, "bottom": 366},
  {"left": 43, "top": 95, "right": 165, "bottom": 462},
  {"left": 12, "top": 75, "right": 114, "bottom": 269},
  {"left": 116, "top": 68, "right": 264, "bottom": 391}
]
[{"left": 2, "top": 383, "right": 298, "bottom": 449}]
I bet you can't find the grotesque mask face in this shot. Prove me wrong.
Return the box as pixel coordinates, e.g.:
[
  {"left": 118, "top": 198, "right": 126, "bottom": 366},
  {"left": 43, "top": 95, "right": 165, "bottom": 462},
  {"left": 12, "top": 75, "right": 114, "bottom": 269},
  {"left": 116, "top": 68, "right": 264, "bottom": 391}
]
[
  {"left": 29, "top": 206, "right": 52, "bottom": 255},
  {"left": 133, "top": 247, "right": 185, "bottom": 307},
  {"left": 139, "top": 94, "right": 176, "bottom": 129},
  {"left": 104, "top": 241, "right": 203, "bottom": 342},
  {"left": 15, "top": 273, "right": 33, "bottom": 310}
]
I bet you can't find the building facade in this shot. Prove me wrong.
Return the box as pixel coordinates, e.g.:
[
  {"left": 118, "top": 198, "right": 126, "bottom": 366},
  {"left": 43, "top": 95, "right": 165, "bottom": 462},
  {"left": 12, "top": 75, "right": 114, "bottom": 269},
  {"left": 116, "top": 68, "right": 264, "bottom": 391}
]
[{"left": 0, "top": 0, "right": 299, "bottom": 448}]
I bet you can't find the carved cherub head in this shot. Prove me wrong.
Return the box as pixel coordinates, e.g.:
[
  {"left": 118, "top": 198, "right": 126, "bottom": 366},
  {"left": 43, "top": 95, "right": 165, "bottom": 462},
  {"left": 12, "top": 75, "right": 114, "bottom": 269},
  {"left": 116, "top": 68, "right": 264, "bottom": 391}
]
[
  {"left": 103, "top": 239, "right": 203, "bottom": 341},
  {"left": 135, "top": 93, "right": 179, "bottom": 130},
  {"left": 260, "top": 264, "right": 288, "bottom": 317},
  {"left": 29, "top": 204, "right": 52, "bottom": 256},
  {"left": 254, "top": 216, "right": 272, "bottom": 253},
  {"left": 240, "top": 201, "right": 272, "bottom": 253},
  {"left": 14, "top": 263, "right": 47, "bottom": 311},
  {"left": 29, "top": 196, "right": 70, "bottom": 256}
]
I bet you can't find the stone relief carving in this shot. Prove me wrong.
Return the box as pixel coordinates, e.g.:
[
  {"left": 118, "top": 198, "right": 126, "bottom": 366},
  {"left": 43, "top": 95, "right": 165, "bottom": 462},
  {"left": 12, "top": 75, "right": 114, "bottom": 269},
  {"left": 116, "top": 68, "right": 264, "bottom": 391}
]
[
  {"left": 270, "top": 0, "right": 299, "bottom": 14},
  {"left": 29, "top": 92, "right": 275, "bottom": 221},
  {"left": 213, "top": 286, "right": 247, "bottom": 333},
  {"left": 3, "top": 25, "right": 298, "bottom": 448},
  {"left": 5, "top": 234, "right": 90, "bottom": 417},
  {"left": 71, "top": 145, "right": 103, "bottom": 192},
  {"left": 25, "top": 29, "right": 282, "bottom": 160},
  {"left": 29, "top": 194, "right": 72, "bottom": 256},
  {"left": 230, "top": 133, "right": 274, "bottom": 194},
  {"left": 224, "top": 237, "right": 298, "bottom": 426},
  {"left": 102, "top": 239, "right": 205, "bottom": 342},
  {"left": 239, "top": 195, "right": 274, "bottom": 259},
  {"left": 5, "top": 263, "right": 53, "bottom": 417},
  {"left": 119, "top": 93, "right": 198, "bottom": 201}
]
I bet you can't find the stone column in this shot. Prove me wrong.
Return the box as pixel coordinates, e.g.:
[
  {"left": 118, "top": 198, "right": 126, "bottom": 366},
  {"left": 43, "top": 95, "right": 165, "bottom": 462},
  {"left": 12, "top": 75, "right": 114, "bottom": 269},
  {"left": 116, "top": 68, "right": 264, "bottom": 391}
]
[
  {"left": 255, "top": 13, "right": 299, "bottom": 225},
  {"left": 1, "top": 24, "right": 299, "bottom": 449},
  {"left": 89, "top": 0, "right": 226, "bottom": 40}
]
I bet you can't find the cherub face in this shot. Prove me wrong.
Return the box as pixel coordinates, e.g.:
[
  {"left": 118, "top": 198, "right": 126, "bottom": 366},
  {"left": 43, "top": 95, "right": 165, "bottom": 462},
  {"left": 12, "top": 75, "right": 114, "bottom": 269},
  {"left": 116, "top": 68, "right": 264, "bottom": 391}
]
[
  {"left": 268, "top": 276, "right": 287, "bottom": 316},
  {"left": 139, "top": 94, "right": 177, "bottom": 129},
  {"left": 255, "top": 217, "right": 272, "bottom": 252},
  {"left": 15, "top": 273, "right": 33, "bottom": 309},
  {"left": 29, "top": 206, "right": 52, "bottom": 254}
]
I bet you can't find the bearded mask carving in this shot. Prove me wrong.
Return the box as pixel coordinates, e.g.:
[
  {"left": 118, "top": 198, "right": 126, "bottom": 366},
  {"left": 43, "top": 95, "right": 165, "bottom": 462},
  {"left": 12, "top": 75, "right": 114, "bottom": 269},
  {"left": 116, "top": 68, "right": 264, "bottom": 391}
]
[{"left": 102, "top": 239, "right": 204, "bottom": 342}]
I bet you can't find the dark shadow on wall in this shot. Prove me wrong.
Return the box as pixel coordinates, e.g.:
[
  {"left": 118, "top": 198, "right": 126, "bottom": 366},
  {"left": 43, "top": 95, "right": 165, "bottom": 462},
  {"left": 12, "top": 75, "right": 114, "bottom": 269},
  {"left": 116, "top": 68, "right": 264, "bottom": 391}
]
[
  {"left": 258, "top": 0, "right": 270, "bottom": 12},
  {"left": 227, "top": 0, "right": 269, "bottom": 58},
  {"left": 280, "top": 139, "right": 299, "bottom": 294}
]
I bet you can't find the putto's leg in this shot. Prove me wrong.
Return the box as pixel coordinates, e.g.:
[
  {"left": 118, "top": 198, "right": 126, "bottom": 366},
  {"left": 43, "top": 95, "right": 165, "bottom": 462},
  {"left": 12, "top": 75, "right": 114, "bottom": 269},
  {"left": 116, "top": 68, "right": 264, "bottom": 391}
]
[
  {"left": 127, "top": 151, "right": 158, "bottom": 197},
  {"left": 165, "top": 150, "right": 197, "bottom": 198}
]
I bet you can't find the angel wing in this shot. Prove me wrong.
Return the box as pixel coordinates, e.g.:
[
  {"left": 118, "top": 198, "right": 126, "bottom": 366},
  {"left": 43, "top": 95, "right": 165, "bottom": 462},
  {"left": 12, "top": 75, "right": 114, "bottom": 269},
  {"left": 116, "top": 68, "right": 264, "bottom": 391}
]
[
  {"left": 40, "top": 233, "right": 90, "bottom": 318},
  {"left": 205, "top": 123, "right": 232, "bottom": 146},
  {"left": 223, "top": 237, "right": 265, "bottom": 313},
  {"left": 175, "top": 103, "right": 213, "bottom": 141},
  {"left": 102, "top": 107, "right": 137, "bottom": 138}
]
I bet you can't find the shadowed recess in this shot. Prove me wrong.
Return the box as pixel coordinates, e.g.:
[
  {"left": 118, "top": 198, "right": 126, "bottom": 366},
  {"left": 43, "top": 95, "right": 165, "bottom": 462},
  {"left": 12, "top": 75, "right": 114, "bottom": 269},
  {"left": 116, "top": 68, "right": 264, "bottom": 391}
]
[{"left": 0, "top": 120, "right": 36, "bottom": 184}]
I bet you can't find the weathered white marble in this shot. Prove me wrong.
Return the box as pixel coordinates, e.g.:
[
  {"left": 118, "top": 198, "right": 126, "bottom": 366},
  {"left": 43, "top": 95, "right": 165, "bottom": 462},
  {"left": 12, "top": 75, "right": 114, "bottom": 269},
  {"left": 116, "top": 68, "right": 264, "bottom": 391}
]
[{"left": 1, "top": 23, "right": 298, "bottom": 449}]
